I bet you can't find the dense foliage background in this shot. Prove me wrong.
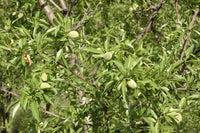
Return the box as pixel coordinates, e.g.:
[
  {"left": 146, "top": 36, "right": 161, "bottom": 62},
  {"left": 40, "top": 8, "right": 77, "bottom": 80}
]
[{"left": 0, "top": 0, "right": 200, "bottom": 132}]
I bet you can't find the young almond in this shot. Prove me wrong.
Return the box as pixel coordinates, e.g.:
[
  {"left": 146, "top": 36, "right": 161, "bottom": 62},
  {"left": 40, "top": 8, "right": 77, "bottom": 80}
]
[
  {"left": 41, "top": 72, "right": 47, "bottom": 81},
  {"left": 40, "top": 83, "right": 51, "bottom": 89},
  {"left": 67, "top": 31, "right": 79, "bottom": 38},
  {"left": 127, "top": 79, "right": 137, "bottom": 89},
  {"left": 103, "top": 52, "right": 112, "bottom": 60}
]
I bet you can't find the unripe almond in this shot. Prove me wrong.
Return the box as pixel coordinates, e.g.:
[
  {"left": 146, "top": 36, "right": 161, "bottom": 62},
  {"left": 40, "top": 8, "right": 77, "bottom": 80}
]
[
  {"left": 67, "top": 31, "right": 79, "bottom": 38},
  {"left": 132, "top": 3, "right": 139, "bottom": 10},
  {"left": 97, "top": 48, "right": 102, "bottom": 51},
  {"left": 41, "top": 72, "right": 47, "bottom": 81},
  {"left": 65, "top": 46, "right": 70, "bottom": 52},
  {"left": 103, "top": 52, "right": 112, "bottom": 60},
  {"left": 40, "top": 83, "right": 51, "bottom": 89},
  {"left": 129, "top": 7, "right": 134, "bottom": 12},
  {"left": 127, "top": 79, "right": 137, "bottom": 89},
  {"left": 117, "top": 83, "right": 122, "bottom": 90}
]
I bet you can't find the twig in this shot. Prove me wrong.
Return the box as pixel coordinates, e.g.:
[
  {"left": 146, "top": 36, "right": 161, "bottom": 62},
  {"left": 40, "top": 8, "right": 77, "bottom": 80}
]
[
  {"left": 175, "top": 0, "right": 180, "bottom": 22},
  {"left": 65, "top": 0, "right": 79, "bottom": 18},
  {"left": 134, "top": 1, "right": 165, "bottom": 44},
  {"left": 38, "top": 0, "right": 56, "bottom": 26},
  {"left": 179, "top": 6, "right": 200, "bottom": 61},
  {"left": 59, "top": 0, "right": 67, "bottom": 13},
  {"left": 143, "top": 62, "right": 150, "bottom": 68},
  {"left": 82, "top": 25, "right": 86, "bottom": 39},
  {"left": 48, "top": 0, "right": 63, "bottom": 12},
  {"left": 73, "top": 8, "right": 95, "bottom": 30},
  {"left": 151, "top": 24, "right": 161, "bottom": 48},
  {"left": 176, "top": 83, "right": 187, "bottom": 91},
  {"left": 4, "top": 0, "right": 8, "bottom": 5},
  {"left": 58, "top": 60, "right": 103, "bottom": 90},
  {"left": 41, "top": 110, "right": 67, "bottom": 120},
  {"left": 1, "top": 88, "right": 18, "bottom": 97}
]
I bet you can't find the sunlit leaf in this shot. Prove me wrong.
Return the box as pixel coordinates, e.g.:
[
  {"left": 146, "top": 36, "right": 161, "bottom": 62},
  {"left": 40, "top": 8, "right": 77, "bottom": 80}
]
[{"left": 55, "top": 48, "right": 63, "bottom": 62}]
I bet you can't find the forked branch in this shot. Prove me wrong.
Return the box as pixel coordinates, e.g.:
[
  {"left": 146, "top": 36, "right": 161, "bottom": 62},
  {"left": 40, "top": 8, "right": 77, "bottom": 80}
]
[
  {"left": 134, "top": 1, "right": 165, "bottom": 44},
  {"left": 179, "top": 6, "right": 200, "bottom": 61}
]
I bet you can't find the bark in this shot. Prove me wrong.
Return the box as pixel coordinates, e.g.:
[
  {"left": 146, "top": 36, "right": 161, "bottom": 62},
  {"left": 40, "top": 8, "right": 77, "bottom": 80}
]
[{"left": 38, "top": 0, "right": 56, "bottom": 26}]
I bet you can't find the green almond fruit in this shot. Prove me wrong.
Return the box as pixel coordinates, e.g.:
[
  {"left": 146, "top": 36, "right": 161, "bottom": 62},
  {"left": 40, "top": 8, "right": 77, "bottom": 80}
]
[
  {"left": 18, "top": 13, "right": 23, "bottom": 18},
  {"left": 41, "top": 72, "right": 47, "bottom": 81},
  {"left": 103, "top": 52, "right": 112, "bottom": 60},
  {"left": 117, "top": 83, "right": 122, "bottom": 90},
  {"left": 97, "top": 48, "right": 102, "bottom": 51},
  {"left": 132, "top": 3, "right": 139, "bottom": 10},
  {"left": 67, "top": 31, "right": 79, "bottom": 38},
  {"left": 127, "top": 79, "right": 137, "bottom": 89},
  {"left": 40, "top": 83, "right": 51, "bottom": 89}
]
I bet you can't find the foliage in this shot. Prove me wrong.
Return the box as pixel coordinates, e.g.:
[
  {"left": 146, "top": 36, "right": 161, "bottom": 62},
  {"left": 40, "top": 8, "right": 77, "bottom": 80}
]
[{"left": 0, "top": 0, "right": 200, "bottom": 132}]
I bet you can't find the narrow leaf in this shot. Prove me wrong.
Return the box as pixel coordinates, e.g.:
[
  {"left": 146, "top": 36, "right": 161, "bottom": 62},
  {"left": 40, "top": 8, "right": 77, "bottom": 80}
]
[
  {"left": 31, "top": 101, "right": 40, "bottom": 121},
  {"left": 12, "top": 102, "right": 20, "bottom": 118},
  {"left": 83, "top": 47, "right": 103, "bottom": 54},
  {"left": 56, "top": 48, "right": 63, "bottom": 62},
  {"left": 113, "top": 60, "right": 126, "bottom": 74},
  {"left": 179, "top": 97, "right": 186, "bottom": 109},
  {"left": 43, "top": 94, "right": 53, "bottom": 105}
]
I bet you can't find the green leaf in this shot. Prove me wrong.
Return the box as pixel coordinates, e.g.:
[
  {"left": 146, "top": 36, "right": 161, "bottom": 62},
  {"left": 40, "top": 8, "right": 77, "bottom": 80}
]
[
  {"left": 92, "top": 54, "right": 104, "bottom": 58},
  {"left": 31, "top": 100, "right": 40, "bottom": 121},
  {"left": 83, "top": 47, "right": 103, "bottom": 54},
  {"left": 132, "top": 57, "right": 142, "bottom": 68},
  {"left": 0, "top": 45, "right": 11, "bottom": 51},
  {"left": 104, "top": 37, "right": 110, "bottom": 51},
  {"left": 188, "top": 94, "right": 200, "bottom": 99},
  {"left": 150, "top": 109, "right": 157, "bottom": 119},
  {"left": 179, "top": 97, "right": 186, "bottom": 109},
  {"left": 21, "top": 55, "right": 26, "bottom": 66},
  {"left": 154, "top": 122, "right": 159, "bottom": 133},
  {"left": 113, "top": 60, "right": 126, "bottom": 74},
  {"left": 124, "top": 56, "right": 134, "bottom": 70},
  {"left": 12, "top": 102, "right": 20, "bottom": 118},
  {"left": 7, "top": 57, "right": 17, "bottom": 69},
  {"left": 167, "top": 112, "right": 182, "bottom": 124},
  {"left": 143, "top": 117, "right": 156, "bottom": 125},
  {"left": 55, "top": 48, "right": 63, "bottom": 62},
  {"left": 33, "top": 23, "right": 39, "bottom": 38},
  {"left": 43, "top": 94, "right": 53, "bottom": 105},
  {"left": 22, "top": 26, "right": 32, "bottom": 38},
  {"left": 103, "top": 81, "right": 114, "bottom": 94},
  {"left": 54, "top": 25, "right": 61, "bottom": 36},
  {"left": 22, "top": 97, "right": 29, "bottom": 110},
  {"left": 6, "top": 99, "right": 20, "bottom": 112},
  {"left": 45, "top": 27, "right": 57, "bottom": 35}
]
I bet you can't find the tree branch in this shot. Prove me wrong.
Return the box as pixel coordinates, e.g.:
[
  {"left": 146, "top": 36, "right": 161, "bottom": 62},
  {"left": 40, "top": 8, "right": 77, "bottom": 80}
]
[
  {"left": 1, "top": 88, "right": 18, "bottom": 97},
  {"left": 58, "top": 60, "right": 103, "bottom": 90},
  {"left": 134, "top": 1, "right": 165, "bottom": 44},
  {"left": 48, "top": 0, "right": 63, "bottom": 12},
  {"left": 151, "top": 24, "right": 161, "bottom": 48},
  {"left": 41, "top": 110, "right": 67, "bottom": 120},
  {"left": 38, "top": 0, "right": 56, "bottom": 26},
  {"left": 175, "top": 0, "right": 180, "bottom": 22},
  {"left": 73, "top": 8, "right": 95, "bottom": 30},
  {"left": 176, "top": 83, "right": 187, "bottom": 91},
  {"left": 179, "top": 6, "right": 200, "bottom": 61},
  {"left": 65, "top": 0, "right": 79, "bottom": 18},
  {"left": 59, "top": 0, "right": 67, "bottom": 13}
]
